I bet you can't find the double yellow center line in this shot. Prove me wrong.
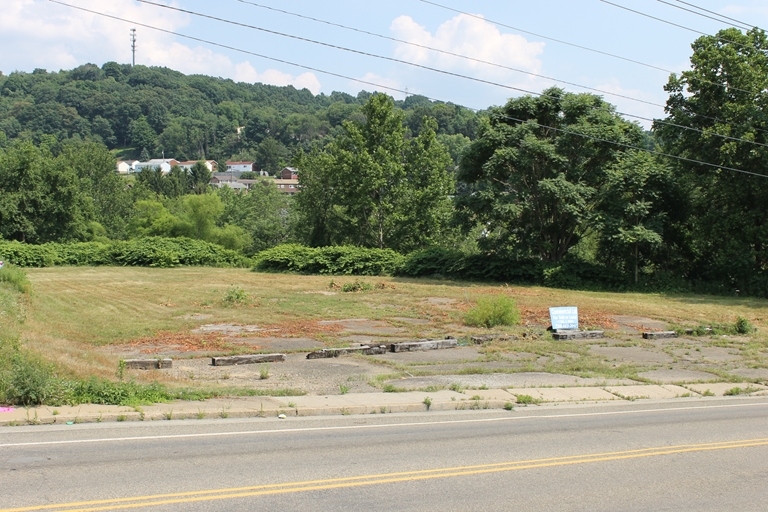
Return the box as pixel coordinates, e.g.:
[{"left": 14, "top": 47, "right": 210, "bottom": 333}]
[{"left": 5, "top": 437, "right": 768, "bottom": 511}]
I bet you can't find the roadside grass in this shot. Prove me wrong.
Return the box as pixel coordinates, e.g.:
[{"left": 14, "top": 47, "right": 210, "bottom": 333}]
[{"left": 5, "top": 266, "right": 768, "bottom": 404}]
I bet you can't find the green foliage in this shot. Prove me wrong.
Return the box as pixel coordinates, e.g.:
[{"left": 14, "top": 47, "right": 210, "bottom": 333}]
[
  {"left": 254, "top": 244, "right": 404, "bottom": 275},
  {"left": 0, "top": 263, "right": 31, "bottom": 294},
  {"left": 464, "top": 296, "right": 520, "bottom": 328},
  {"left": 341, "top": 280, "right": 373, "bottom": 293},
  {"left": 656, "top": 28, "right": 768, "bottom": 295},
  {"left": 457, "top": 88, "right": 644, "bottom": 262},
  {"left": 294, "top": 94, "right": 455, "bottom": 252},
  {"left": 0, "top": 237, "right": 251, "bottom": 268},
  {"left": 734, "top": 316, "right": 755, "bottom": 335},
  {"left": 4, "top": 352, "right": 62, "bottom": 406},
  {"left": 222, "top": 286, "right": 251, "bottom": 306},
  {"left": 218, "top": 182, "right": 295, "bottom": 254}
]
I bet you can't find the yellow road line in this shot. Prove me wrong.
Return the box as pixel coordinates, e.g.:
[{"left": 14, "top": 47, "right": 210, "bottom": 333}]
[{"left": 4, "top": 438, "right": 768, "bottom": 512}]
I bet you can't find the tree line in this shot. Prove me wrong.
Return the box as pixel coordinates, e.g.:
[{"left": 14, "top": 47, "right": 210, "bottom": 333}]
[{"left": 2, "top": 28, "right": 768, "bottom": 295}]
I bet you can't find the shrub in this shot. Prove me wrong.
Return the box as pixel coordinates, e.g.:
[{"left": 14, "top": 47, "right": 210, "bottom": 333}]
[
  {"left": 464, "top": 295, "right": 521, "bottom": 328},
  {"left": 4, "top": 353, "right": 63, "bottom": 406},
  {"left": 0, "top": 264, "right": 31, "bottom": 294},
  {"left": 734, "top": 316, "right": 755, "bottom": 335},
  {"left": 0, "top": 237, "right": 251, "bottom": 268},
  {"left": 254, "top": 244, "right": 405, "bottom": 275},
  {"left": 341, "top": 280, "right": 373, "bottom": 292},
  {"left": 222, "top": 286, "right": 251, "bottom": 306}
]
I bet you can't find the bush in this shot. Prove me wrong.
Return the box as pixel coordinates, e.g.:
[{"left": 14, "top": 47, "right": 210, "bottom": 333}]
[
  {"left": 734, "top": 316, "right": 755, "bottom": 335},
  {"left": 254, "top": 244, "right": 405, "bottom": 275},
  {"left": 464, "top": 295, "right": 521, "bottom": 328},
  {"left": 3, "top": 353, "right": 63, "bottom": 406},
  {"left": 0, "top": 263, "right": 30, "bottom": 294},
  {"left": 0, "top": 237, "right": 252, "bottom": 268}
]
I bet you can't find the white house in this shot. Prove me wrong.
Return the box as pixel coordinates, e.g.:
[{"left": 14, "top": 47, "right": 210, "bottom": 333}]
[
  {"left": 134, "top": 159, "right": 179, "bottom": 174},
  {"left": 177, "top": 160, "right": 217, "bottom": 173},
  {"left": 225, "top": 161, "right": 256, "bottom": 174},
  {"left": 116, "top": 160, "right": 138, "bottom": 174}
]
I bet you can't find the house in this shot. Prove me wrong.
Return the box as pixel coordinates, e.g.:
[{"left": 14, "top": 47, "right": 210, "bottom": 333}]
[
  {"left": 225, "top": 161, "right": 256, "bottom": 175},
  {"left": 274, "top": 178, "right": 299, "bottom": 195},
  {"left": 134, "top": 159, "right": 179, "bottom": 174},
  {"left": 216, "top": 181, "right": 248, "bottom": 191},
  {"left": 280, "top": 166, "right": 299, "bottom": 180},
  {"left": 177, "top": 160, "right": 218, "bottom": 173},
  {"left": 116, "top": 160, "right": 138, "bottom": 174}
]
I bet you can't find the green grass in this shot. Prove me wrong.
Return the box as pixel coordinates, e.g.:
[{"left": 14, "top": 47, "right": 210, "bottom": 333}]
[{"left": 464, "top": 295, "right": 520, "bottom": 328}]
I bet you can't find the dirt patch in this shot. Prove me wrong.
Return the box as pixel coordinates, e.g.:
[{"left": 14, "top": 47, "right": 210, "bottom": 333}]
[
  {"left": 519, "top": 307, "right": 619, "bottom": 329},
  {"left": 319, "top": 319, "right": 405, "bottom": 336},
  {"left": 611, "top": 315, "right": 669, "bottom": 334},
  {"left": 124, "top": 331, "right": 236, "bottom": 355}
]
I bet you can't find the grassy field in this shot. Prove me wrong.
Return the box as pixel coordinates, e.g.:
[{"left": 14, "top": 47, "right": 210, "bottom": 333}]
[{"left": 0, "top": 266, "right": 764, "bottom": 403}]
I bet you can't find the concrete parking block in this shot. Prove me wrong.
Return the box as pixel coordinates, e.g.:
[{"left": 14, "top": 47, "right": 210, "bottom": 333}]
[{"left": 684, "top": 382, "right": 767, "bottom": 396}]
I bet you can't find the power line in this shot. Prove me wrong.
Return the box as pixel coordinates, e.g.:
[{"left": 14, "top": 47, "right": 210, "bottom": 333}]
[
  {"left": 234, "top": 0, "right": 661, "bottom": 111},
  {"left": 416, "top": 0, "right": 768, "bottom": 137},
  {"left": 600, "top": 0, "right": 753, "bottom": 51},
  {"left": 45, "top": 0, "right": 768, "bottom": 179},
  {"left": 133, "top": 0, "right": 768, "bottom": 151},
  {"left": 657, "top": 0, "right": 753, "bottom": 31},
  {"left": 668, "top": 0, "right": 757, "bottom": 31},
  {"left": 419, "top": 0, "right": 763, "bottom": 99}
]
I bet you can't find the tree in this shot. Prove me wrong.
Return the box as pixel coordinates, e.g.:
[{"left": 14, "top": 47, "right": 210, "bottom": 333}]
[
  {"left": 655, "top": 28, "right": 768, "bottom": 292},
  {"left": 129, "top": 115, "right": 157, "bottom": 153},
  {"left": 219, "top": 181, "right": 295, "bottom": 253},
  {"left": 456, "top": 88, "right": 643, "bottom": 262},
  {"left": 294, "top": 94, "right": 454, "bottom": 251},
  {"left": 189, "top": 160, "right": 211, "bottom": 194},
  {"left": 596, "top": 151, "right": 676, "bottom": 283},
  {"left": 0, "top": 141, "right": 91, "bottom": 243}
]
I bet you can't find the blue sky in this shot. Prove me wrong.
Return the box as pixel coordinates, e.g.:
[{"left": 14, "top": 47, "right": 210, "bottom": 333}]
[{"left": 3, "top": 1, "right": 768, "bottom": 125}]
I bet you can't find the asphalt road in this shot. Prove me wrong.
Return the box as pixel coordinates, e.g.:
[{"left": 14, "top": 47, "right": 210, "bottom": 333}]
[{"left": 2, "top": 398, "right": 767, "bottom": 511}]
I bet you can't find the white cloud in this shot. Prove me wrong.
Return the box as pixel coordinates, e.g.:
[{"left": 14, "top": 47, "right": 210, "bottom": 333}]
[
  {"left": 234, "top": 62, "right": 321, "bottom": 94},
  {"left": 0, "top": 0, "right": 321, "bottom": 94},
  {"left": 390, "top": 13, "right": 545, "bottom": 79},
  {"left": 352, "top": 72, "right": 403, "bottom": 97}
]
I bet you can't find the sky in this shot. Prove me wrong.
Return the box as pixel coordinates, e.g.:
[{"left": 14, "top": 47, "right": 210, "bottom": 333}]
[{"left": 3, "top": 0, "right": 768, "bottom": 127}]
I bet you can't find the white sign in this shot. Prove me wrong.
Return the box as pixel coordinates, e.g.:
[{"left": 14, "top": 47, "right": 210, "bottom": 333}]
[{"left": 549, "top": 306, "right": 579, "bottom": 331}]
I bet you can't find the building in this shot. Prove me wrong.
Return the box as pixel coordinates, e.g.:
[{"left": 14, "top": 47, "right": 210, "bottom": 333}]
[
  {"left": 116, "top": 160, "right": 138, "bottom": 174},
  {"left": 280, "top": 166, "right": 299, "bottom": 180},
  {"left": 225, "top": 161, "right": 256, "bottom": 175},
  {"left": 177, "top": 160, "right": 218, "bottom": 173},
  {"left": 133, "top": 159, "right": 179, "bottom": 174},
  {"left": 274, "top": 178, "right": 299, "bottom": 195}
]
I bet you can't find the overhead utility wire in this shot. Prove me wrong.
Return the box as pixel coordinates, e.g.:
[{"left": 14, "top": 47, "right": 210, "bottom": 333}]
[
  {"left": 417, "top": 0, "right": 672, "bottom": 74},
  {"left": 672, "top": 0, "right": 760, "bottom": 31},
  {"left": 48, "top": 0, "right": 768, "bottom": 178},
  {"left": 134, "top": 0, "right": 768, "bottom": 151},
  {"left": 235, "top": 0, "right": 659, "bottom": 110},
  {"left": 237, "top": 0, "right": 768, "bottom": 141},
  {"left": 658, "top": 0, "right": 752, "bottom": 31},
  {"left": 600, "top": 0, "right": 753, "bottom": 51},
  {"left": 47, "top": 0, "right": 768, "bottom": 179},
  {"left": 418, "top": 0, "right": 766, "bottom": 105}
]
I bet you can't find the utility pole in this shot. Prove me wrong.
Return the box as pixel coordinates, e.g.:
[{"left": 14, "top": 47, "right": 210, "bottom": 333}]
[{"left": 130, "top": 28, "right": 137, "bottom": 66}]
